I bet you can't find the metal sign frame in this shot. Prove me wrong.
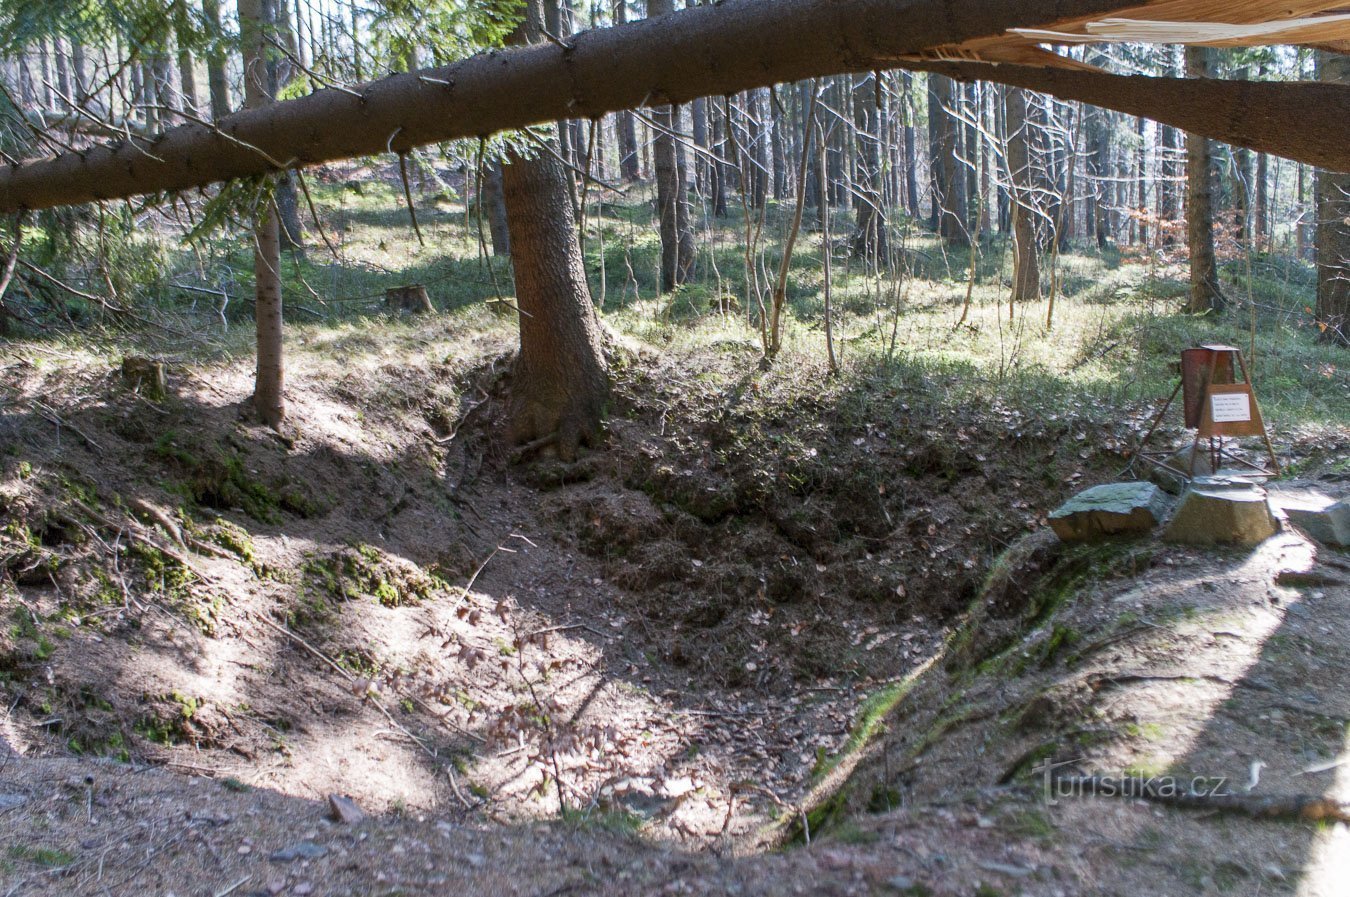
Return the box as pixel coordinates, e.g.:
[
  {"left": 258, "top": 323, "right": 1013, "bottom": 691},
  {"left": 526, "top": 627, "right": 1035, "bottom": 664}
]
[{"left": 1132, "top": 345, "right": 1279, "bottom": 481}]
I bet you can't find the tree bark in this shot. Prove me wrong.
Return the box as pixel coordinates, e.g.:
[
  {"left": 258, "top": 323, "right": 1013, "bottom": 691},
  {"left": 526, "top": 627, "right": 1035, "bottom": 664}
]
[
  {"left": 901, "top": 70, "right": 919, "bottom": 219},
  {"left": 5, "top": 1, "right": 1350, "bottom": 213},
  {"left": 612, "top": 0, "right": 642, "bottom": 182},
  {"left": 503, "top": 0, "right": 610, "bottom": 459},
  {"left": 649, "top": 0, "right": 695, "bottom": 292},
  {"left": 851, "top": 72, "right": 887, "bottom": 261},
  {"left": 203, "top": 0, "right": 232, "bottom": 119},
  {"left": 484, "top": 160, "right": 511, "bottom": 256},
  {"left": 240, "top": 0, "right": 286, "bottom": 427},
  {"left": 1159, "top": 66, "right": 1183, "bottom": 253},
  {"left": 1005, "top": 87, "right": 1040, "bottom": 303},
  {"left": 1317, "top": 51, "right": 1350, "bottom": 345},
  {"left": 928, "top": 73, "right": 968, "bottom": 245},
  {"left": 1184, "top": 47, "right": 1224, "bottom": 314}
]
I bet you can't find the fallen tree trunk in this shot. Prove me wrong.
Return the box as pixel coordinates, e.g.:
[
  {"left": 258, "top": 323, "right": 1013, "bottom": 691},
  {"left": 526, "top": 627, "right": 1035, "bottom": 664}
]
[
  {"left": 902, "top": 58, "right": 1350, "bottom": 173},
  {"left": 1, "top": 0, "right": 1348, "bottom": 213}
]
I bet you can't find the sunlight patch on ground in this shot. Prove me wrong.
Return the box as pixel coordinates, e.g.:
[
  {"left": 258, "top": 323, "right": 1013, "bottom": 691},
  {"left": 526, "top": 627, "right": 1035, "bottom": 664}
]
[
  {"left": 1297, "top": 732, "right": 1350, "bottom": 897},
  {"left": 1092, "top": 535, "right": 1315, "bottom": 776}
]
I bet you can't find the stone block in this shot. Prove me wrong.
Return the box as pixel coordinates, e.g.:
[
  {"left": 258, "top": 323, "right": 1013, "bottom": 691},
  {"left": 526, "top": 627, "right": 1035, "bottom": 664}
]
[
  {"left": 1049, "top": 482, "right": 1169, "bottom": 542},
  {"left": 1163, "top": 479, "right": 1277, "bottom": 546}
]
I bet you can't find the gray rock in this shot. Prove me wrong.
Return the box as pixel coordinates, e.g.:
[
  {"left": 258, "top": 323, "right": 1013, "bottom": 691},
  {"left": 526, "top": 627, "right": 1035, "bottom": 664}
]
[
  {"left": 1163, "top": 479, "right": 1278, "bottom": 546},
  {"left": 326, "top": 793, "right": 365, "bottom": 825},
  {"left": 1049, "top": 482, "right": 1170, "bottom": 542},
  {"left": 1269, "top": 489, "right": 1350, "bottom": 547},
  {"left": 0, "top": 794, "right": 26, "bottom": 811},
  {"left": 269, "top": 840, "right": 328, "bottom": 862}
]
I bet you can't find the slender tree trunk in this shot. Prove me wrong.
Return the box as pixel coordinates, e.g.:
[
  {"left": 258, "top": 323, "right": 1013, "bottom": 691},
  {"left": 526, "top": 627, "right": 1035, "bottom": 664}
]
[
  {"left": 239, "top": 0, "right": 286, "bottom": 426},
  {"left": 37, "top": 40, "right": 52, "bottom": 108},
  {"left": 1005, "top": 87, "right": 1041, "bottom": 302},
  {"left": 484, "top": 160, "right": 511, "bottom": 256},
  {"left": 264, "top": 0, "right": 305, "bottom": 252},
  {"left": 768, "top": 90, "right": 787, "bottom": 201},
  {"left": 691, "top": 95, "right": 710, "bottom": 194},
  {"left": 1185, "top": 46, "right": 1224, "bottom": 313},
  {"left": 1135, "top": 115, "right": 1148, "bottom": 247},
  {"left": 612, "top": 0, "right": 641, "bottom": 181},
  {"left": 503, "top": 0, "right": 610, "bottom": 459},
  {"left": 710, "top": 102, "right": 729, "bottom": 217},
  {"left": 928, "top": 73, "right": 967, "bottom": 245},
  {"left": 70, "top": 43, "right": 88, "bottom": 104},
  {"left": 1254, "top": 151, "right": 1269, "bottom": 249},
  {"left": 153, "top": 54, "right": 180, "bottom": 121},
  {"left": 902, "top": 71, "right": 920, "bottom": 219},
  {"left": 175, "top": 2, "right": 200, "bottom": 121},
  {"left": 204, "top": 0, "right": 232, "bottom": 119},
  {"left": 851, "top": 72, "right": 887, "bottom": 260},
  {"left": 649, "top": 0, "right": 695, "bottom": 291},
  {"left": 54, "top": 39, "right": 70, "bottom": 98},
  {"left": 962, "top": 82, "right": 980, "bottom": 235},
  {"left": 1159, "top": 120, "right": 1182, "bottom": 246},
  {"left": 749, "top": 89, "right": 771, "bottom": 208},
  {"left": 1317, "top": 51, "right": 1350, "bottom": 345}
]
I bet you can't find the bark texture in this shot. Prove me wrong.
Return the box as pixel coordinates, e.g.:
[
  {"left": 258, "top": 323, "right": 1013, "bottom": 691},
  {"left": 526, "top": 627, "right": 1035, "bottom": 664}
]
[
  {"left": 928, "top": 73, "right": 968, "bottom": 245},
  {"left": 240, "top": 0, "right": 286, "bottom": 427},
  {"left": 15, "top": 0, "right": 1350, "bottom": 213},
  {"left": 1004, "top": 87, "right": 1041, "bottom": 303},
  {"left": 1184, "top": 47, "right": 1223, "bottom": 314},
  {"left": 851, "top": 72, "right": 887, "bottom": 261},
  {"left": 502, "top": 0, "right": 610, "bottom": 460},
  {"left": 649, "top": 0, "right": 695, "bottom": 292}
]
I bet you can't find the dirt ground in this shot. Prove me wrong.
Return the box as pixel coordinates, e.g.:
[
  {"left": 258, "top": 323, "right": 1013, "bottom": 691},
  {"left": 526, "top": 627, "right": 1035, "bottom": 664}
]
[{"left": 1, "top": 329, "right": 1348, "bottom": 896}]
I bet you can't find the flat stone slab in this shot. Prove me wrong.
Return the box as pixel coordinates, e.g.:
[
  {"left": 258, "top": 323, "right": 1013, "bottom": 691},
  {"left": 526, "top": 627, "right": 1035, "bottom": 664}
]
[
  {"left": 1163, "top": 479, "right": 1278, "bottom": 546},
  {"left": 1049, "top": 482, "right": 1169, "bottom": 542},
  {"left": 1269, "top": 488, "right": 1350, "bottom": 547}
]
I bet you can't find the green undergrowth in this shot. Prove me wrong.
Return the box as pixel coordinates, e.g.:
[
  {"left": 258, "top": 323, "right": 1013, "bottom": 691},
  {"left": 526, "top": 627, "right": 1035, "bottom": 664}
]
[
  {"left": 302, "top": 543, "right": 446, "bottom": 610},
  {"left": 151, "top": 431, "right": 323, "bottom": 524}
]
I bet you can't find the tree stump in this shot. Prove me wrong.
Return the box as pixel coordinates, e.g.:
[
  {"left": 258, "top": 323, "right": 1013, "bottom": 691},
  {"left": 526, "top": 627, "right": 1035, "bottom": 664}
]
[
  {"left": 121, "top": 356, "right": 166, "bottom": 401},
  {"left": 385, "top": 285, "right": 433, "bottom": 315}
]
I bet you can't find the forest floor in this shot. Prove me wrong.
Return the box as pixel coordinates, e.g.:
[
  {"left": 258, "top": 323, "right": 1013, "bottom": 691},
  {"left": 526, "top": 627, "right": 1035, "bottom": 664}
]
[{"left": 2, "top": 169, "right": 1349, "bottom": 895}]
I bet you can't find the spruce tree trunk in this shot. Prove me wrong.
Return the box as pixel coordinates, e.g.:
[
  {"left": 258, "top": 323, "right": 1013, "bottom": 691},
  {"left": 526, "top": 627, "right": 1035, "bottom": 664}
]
[
  {"left": 650, "top": 0, "right": 694, "bottom": 291},
  {"left": 204, "top": 0, "right": 232, "bottom": 119},
  {"left": 1005, "top": 87, "right": 1040, "bottom": 302},
  {"left": 710, "top": 103, "right": 729, "bottom": 217},
  {"left": 1160, "top": 123, "right": 1182, "bottom": 246},
  {"left": 174, "top": 1, "right": 200, "bottom": 116},
  {"left": 1317, "top": 51, "right": 1350, "bottom": 345},
  {"left": 612, "top": 0, "right": 641, "bottom": 182},
  {"left": 902, "top": 71, "right": 920, "bottom": 220},
  {"left": 484, "top": 160, "right": 511, "bottom": 256},
  {"left": 851, "top": 72, "right": 887, "bottom": 260},
  {"left": 691, "top": 96, "right": 710, "bottom": 195},
  {"left": 1254, "top": 151, "right": 1268, "bottom": 248},
  {"left": 1185, "top": 46, "right": 1224, "bottom": 314},
  {"left": 503, "top": 0, "right": 610, "bottom": 459},
  {"left": 70, "top": 43, "right": 88, "bottom": 104},
  {"left": 240, "top": 0, "right": 285, "bottom": 427},
  {"left": 928, "top": 73, "right": 968, "bottom": 245},
  {"left": 265, "top": 0, "right": 306, "bottom": 252}
]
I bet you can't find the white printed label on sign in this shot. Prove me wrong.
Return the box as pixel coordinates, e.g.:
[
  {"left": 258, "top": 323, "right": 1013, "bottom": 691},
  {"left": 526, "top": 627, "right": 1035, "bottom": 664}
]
[{"left": 1210, "top": 392, "right": 1252, "bottom": 423}]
